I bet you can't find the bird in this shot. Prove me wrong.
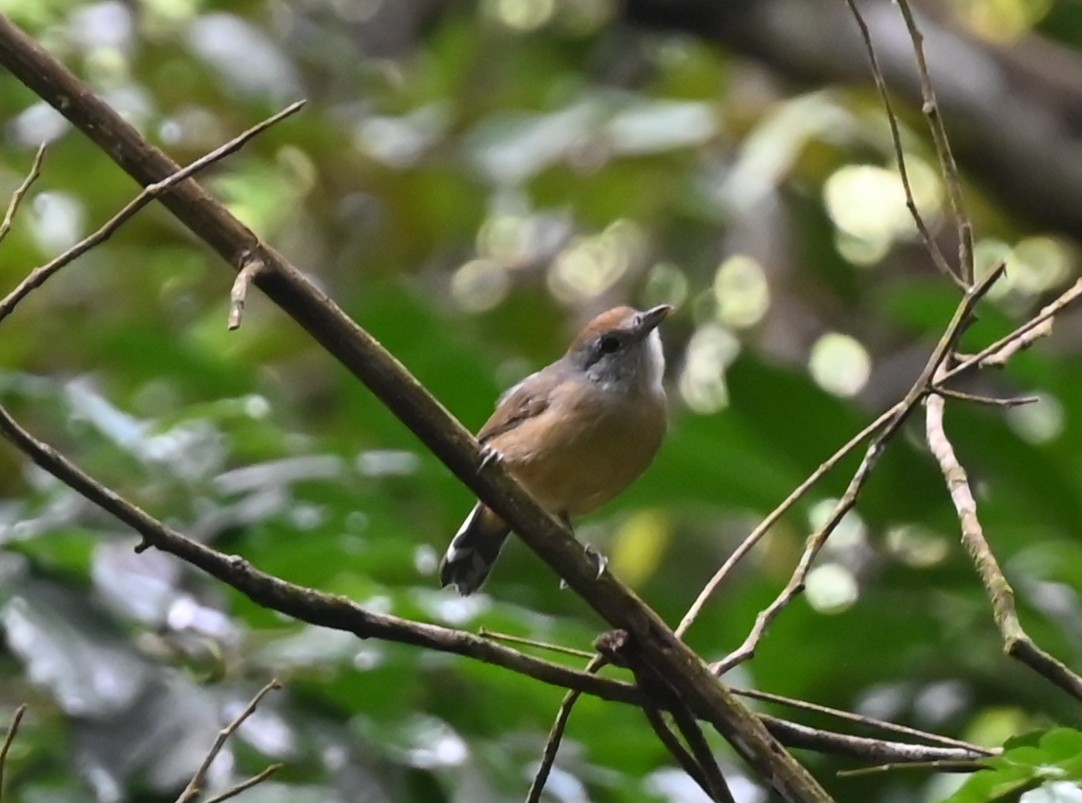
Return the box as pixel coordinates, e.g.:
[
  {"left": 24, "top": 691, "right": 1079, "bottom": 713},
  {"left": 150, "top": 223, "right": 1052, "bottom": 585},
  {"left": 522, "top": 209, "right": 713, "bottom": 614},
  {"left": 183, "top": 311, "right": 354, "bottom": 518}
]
[{"left": 439, "top": 304, "right": 672, "bottom": 595}]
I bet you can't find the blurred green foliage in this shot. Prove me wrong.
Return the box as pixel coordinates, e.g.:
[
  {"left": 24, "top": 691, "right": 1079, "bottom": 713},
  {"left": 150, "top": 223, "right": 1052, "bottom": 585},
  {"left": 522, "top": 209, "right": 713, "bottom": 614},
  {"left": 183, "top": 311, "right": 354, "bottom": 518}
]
[{"left": 1, "top": 0, "right": 1082, "bottom": 801}]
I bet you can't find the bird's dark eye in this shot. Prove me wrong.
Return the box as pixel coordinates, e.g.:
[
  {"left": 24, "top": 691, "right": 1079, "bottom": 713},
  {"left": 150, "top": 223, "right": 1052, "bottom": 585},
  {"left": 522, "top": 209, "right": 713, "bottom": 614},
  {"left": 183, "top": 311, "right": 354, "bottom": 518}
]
[{"left": 598, "top": 334, "right": 621, "bottom": 354}]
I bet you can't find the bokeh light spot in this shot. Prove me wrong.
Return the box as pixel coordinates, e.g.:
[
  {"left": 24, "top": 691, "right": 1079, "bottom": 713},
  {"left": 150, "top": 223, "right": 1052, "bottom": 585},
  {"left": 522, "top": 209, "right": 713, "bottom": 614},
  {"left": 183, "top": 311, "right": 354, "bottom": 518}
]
[
  {"left": 805, "top": 563, "right": 859, "bottom": 613},
  {"left": 823, "top": 158, "right": 941, "bottom": 264},
  {"left": 809, "top": 333, "right": 871, "bottom": 398},
  {"left": 678, "top": 324, "right": 740, "bottom": 414},
  {"left": 482, "top": 0, "right": 555, "bottom": 31},
  {"left": 714, "top": 254, "right": 770, "bottom": 329},
  {"left": 452, "top": 259, "right": 511, "bottom": 312},
  {"left": 547, "top": 220, "right": 642, "bottom": 303},
  {"left": 1007, "top": 393, "right": 1064, "bottom": 444},
  {"left": 642, "top": 262, "right": 689, "bottom": 311}
]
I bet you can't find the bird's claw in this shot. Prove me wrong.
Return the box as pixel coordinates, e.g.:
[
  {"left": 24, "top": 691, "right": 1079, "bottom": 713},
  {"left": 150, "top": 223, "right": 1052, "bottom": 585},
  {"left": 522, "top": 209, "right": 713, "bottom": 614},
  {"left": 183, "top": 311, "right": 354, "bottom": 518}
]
[
  {"left": 479, "top": 444, "right": 501, "bottom": 470},
  {"left": 558, "top": 545, "right": 608, "bottom": 590},
  {"left": 584, "top": 543, "right": 609, "bottom": 579}
]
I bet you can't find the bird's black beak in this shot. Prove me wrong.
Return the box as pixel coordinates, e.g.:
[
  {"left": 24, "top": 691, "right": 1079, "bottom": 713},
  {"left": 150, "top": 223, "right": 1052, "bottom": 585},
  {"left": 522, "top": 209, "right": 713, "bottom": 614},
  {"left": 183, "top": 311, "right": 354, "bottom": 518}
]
[{"left": 633, "top": 305, "right": 673, "bottom": 339}]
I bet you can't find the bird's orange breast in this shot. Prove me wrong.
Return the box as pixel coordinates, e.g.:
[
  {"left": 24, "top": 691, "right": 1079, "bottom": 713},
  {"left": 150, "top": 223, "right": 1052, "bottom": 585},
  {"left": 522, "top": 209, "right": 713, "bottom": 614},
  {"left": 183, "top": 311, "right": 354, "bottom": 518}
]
[{"left": 485, "top": 376, "right": 666, "bottom": 517}]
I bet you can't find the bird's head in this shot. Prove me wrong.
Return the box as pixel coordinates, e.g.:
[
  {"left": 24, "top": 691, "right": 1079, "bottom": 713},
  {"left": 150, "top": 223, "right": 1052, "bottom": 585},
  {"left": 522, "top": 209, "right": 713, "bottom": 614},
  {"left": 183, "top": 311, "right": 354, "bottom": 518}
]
[{"left": 565, "top": 304, "right": 672, "bottom": 391}]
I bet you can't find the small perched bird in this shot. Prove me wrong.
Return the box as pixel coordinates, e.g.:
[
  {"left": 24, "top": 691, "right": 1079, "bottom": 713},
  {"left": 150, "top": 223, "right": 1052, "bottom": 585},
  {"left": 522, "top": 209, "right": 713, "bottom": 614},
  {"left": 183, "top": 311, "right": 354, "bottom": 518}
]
[{"left": 439, "top": 304, "right": 672, "bottom": 595}]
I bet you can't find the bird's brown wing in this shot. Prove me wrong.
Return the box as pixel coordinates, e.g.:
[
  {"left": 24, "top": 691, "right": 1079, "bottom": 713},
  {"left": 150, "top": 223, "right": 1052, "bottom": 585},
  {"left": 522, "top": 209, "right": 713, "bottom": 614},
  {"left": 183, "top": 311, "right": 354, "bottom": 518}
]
[{"left": 477, "top": 368, "right": 554, "bottom": 444}]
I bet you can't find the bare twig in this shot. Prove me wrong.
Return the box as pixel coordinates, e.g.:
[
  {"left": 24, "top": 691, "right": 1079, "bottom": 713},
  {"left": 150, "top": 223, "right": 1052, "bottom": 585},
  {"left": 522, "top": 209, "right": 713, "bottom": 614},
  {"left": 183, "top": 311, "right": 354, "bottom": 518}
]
[
  {"left": 479, "top": 629, "right": 595, "bottom": 660},
  {"left": 842, "top": 0, "right": 962, "bottom": 289},
  {"left": 202, "top": 764, "right": 284, "bottom": 803},
  {"left": 0, "top": 144, "right": 45, "bottom": 247},
  {"left": 837, "top": 758, "right": 985, "bottom": 778},
  {"left": 894, "top": 0, "right": 974, "bottom": 283},
  {"left": 175, "top": 680, "right": 282, "bottom": 803},
  {"left": 640, "top": 703, "right": 723, "bottom": 802},
  {"left": 0, "top": 18, "right": 833, "bottom": 798},
  {"left": 228, "top": 254, "right": 264, "bottom": 331},
  {"left": 925, "top": 367, "right": 1082, "bottom": 702},
  {"left": 978, "top": 279, "right": 1082, "bottom": 366},
  {"left": 760, "top": 715, "right": 990, "bottom": 764},
  {"left": 930, "top": 386, "right": 1039, "bottom": 408},
  {"left": 732, "top": 688, "right": 991, "bottom": 755},
  {"left": 676, "top": 405, "right": 897, "bottom": 639},
  {"left": 947, "top": 280, "right": 1082, "bottom": 378},
  {"left": 526, "top": 655, "right": 607, "bottom": 803},
  {"left": 0, "top": 101, "right": 304, "bottom": 326},
  {"left": 684, "top": 0, "right": 1082, "bottom": 662},
  {"left": 680, "top": 266, "right": 1059, "bottom": 642},
  {"left": 0, "top": 705, "right": 27, "bottom": 803},
  {"left": 621, "top": 644, "right": 734, "bottom": 803},
  {"left": 712, "top": 265, "right": 1004, "bottom": 675},
  {"left": 668, "top": 699, "right": 735, "bottom": 803}
]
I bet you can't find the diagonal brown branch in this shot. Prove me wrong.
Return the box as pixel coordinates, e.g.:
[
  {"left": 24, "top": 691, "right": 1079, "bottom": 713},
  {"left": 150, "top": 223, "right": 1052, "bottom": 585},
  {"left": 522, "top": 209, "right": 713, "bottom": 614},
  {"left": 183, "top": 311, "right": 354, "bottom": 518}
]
[{"left": 0, "top": 14, "right": 831, "bottom": 801}]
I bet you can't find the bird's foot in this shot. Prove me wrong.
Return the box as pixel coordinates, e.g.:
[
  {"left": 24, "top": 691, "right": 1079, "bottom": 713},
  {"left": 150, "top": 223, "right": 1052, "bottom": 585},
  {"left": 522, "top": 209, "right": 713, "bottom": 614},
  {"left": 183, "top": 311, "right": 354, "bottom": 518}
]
[
  {"left": 479, "top": 444, "right": 501, "bottom": 470},
  {"left": 559, "top": 543, "right": 608, "bottom": 589},
  {"left": 584, "top": 543, "right": 609, "bottom": 579}
]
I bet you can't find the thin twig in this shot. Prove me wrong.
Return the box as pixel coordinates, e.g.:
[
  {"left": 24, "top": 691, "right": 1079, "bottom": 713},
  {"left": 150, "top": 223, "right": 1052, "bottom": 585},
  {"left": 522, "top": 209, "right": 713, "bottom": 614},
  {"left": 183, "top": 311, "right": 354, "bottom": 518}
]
[
  {"left": 202, "top": 764, "right": 283, "bottom": 803},
  {"left": 760, "top": 714, "right": 991, "bottom": 764},
  {"left": 228, "top": 254, "right": 264, "bottom": 330},
  {"left": 526, "top": 655, "right": 607, "bottom": 803},
  {"left": 668, "top": 699, "right": 735, "bottom": 803},
  {"left": 479, "top": 629, "right": 595, "bottom": 660},
  {"left": 676, "top": 404, "right": 897, "bottom": 639},
  {"left": 712, "top": 264, "right": 1005, "bottom": 675},
  {"left": 732, "top": 687, "right": 992, "bottom": 755},
  {"left": 925, "top": 366, "right": 1082, "bottom": 702},
  {"left": 599, "top": 628, "right": 734, "bottom": 802},
  {"left": 949, "top": 280, "right": 1082, "bottom": 376},
  {"left": 978, "top": 278, "right": 1082, "bottom": 366},
  {"left": 0, "top": 705, "right": 27, "bottom": 803},
  {"left": 895, "top": 0, "right": 974, "bottom": 283},
  {"left": 842, "top": 0, "right": 963, "bottom": 289},
  {"left": 837, "top": 758, "right": 985, "bottom": 778},
  {"left": 0, "top": 101, "right": 304, "bottom": 326},
  {"left": 930, "top": 386, "right": 1039, "bottom": 408},
  {"left": 640, "top": 703, "right": 720, "bottom": 801},
  {"left": 175, "top": 680, "right": 282, "bottom": 803},
  {"left": 0, "top": 144, "right": 45, "bottom": 247}
]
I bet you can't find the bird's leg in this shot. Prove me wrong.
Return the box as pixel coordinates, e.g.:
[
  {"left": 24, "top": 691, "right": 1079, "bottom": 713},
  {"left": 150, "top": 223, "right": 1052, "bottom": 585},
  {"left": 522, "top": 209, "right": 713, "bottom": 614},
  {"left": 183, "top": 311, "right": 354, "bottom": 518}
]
[
  {"left": 557, "top": 514, "right": 607, "bottom": 587},
  {"left": 558, "top": 513, "right": 573, "bottom": 590}
]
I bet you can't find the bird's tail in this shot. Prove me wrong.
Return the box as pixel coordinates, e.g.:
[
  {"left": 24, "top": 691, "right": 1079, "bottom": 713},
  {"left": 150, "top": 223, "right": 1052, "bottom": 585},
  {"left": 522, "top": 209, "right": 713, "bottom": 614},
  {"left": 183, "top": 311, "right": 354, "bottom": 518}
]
[{"left": 439, "top": 503, "right": 510, "bottom": 595}]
